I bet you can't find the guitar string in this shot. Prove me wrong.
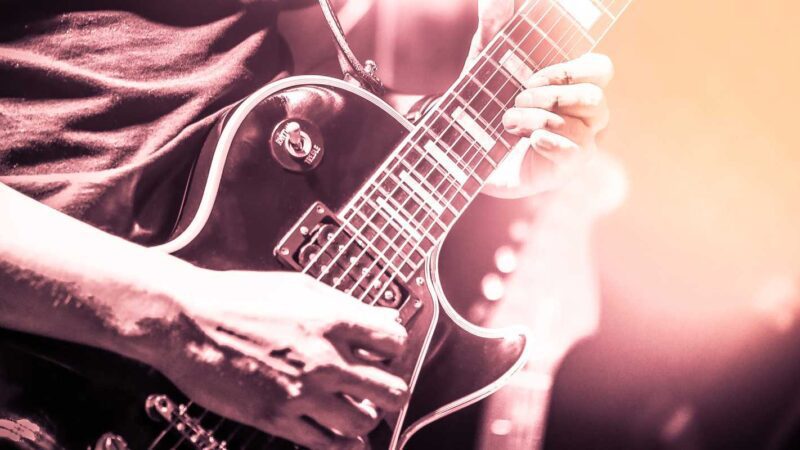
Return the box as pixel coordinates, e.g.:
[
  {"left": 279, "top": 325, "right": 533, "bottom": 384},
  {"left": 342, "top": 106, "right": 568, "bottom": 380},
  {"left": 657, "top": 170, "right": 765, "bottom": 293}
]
[
  {"left": 338, "top": 0, "right": 601, "bottom": 308},
  {"left": 297, "top": 0, "right": 548, "bottom": 282},
  {"left": 345, "top": 0, "right": 625, "bottom": 301},
  {"left": 346, "top": 0, "right": 586, "bottom": 306},
  {"left": 162, "top": 6, "right": 581, "bottom": 448},
  {"left": 301, "top": 0, "right": 626, "bottom": 445},
  {"left": 167, "top": 405, "right": 216, "bottom": 450},
  {"left": 343, "top": 0, "right": 623, "bottom": 310},
  {"left": 348, "top": 2, "right": 630, "bottom": 304},
  {"left": 150, "top": 1, "right": 622, "bottom": 448},
  {"left": 302, "top": 0, "right": 613, "bottom": 306},
  {"left": 219, "top": 1, "right": 571, "bottom": 447},
  {"left": 299, "top": 0, "right": 560, "bottom": 296},
  {"left": 148, "top": 400, "right": 196, "bottom": 450}
]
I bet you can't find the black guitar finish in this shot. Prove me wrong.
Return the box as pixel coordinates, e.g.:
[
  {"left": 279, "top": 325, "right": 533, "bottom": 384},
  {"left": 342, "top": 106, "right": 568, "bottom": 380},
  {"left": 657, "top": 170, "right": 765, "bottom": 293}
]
[{"left": 0, "top": 78, "right": 527, "bottom": 450}]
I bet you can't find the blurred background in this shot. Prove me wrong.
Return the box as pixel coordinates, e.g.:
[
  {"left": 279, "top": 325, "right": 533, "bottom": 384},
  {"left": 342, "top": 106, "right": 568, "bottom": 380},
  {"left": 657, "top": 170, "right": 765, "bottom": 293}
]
[{"left": 282, "top": 1, "right": 800, "bottom": 449}]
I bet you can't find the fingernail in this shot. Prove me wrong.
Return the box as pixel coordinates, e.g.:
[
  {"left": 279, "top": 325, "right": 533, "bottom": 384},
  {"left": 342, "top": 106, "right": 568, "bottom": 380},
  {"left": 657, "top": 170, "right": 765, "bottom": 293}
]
[
  {"left": 502, "top": 109, "right": 521, "bottom": 131},
  {"left": 533, "top": 133, "right": 556, "bottom": 151},
  {"left": 549, "top": 115, "right": 566, "bottom": 130}
]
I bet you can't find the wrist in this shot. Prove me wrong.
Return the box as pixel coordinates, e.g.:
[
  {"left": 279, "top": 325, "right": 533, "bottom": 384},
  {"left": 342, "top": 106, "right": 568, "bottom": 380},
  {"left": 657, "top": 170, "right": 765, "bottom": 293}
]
[{"left": 113, "top": 252, "right": 204, "bottom": 369}]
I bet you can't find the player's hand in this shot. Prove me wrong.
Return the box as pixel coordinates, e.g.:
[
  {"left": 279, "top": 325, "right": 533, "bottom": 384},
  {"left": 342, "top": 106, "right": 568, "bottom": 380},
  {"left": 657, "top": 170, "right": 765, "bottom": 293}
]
[
  {"left": 159, "top": 270, "right": 409, "bottom": 450},
  {"left": 467, "top": 0, "right": 614, "bottom": 195},
  {"left": 500, "top": 53, "right": 614, "bottom": 195}
]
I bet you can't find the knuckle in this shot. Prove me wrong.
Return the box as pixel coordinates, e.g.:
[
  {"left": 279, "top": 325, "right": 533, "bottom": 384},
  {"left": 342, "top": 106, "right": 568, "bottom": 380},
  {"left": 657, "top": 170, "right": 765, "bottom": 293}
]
[
  {"left": 582, "top": 84, "right": 604, "bottom": 107},
  {"left": 591, "top": 53, "right": 614, "bottom": 80},
  {"left": 351, "top": 413, "right": 380, "bottom": 435},
  {"left": 514, "top": 90, "right": 532, "bottom": 107},
  {"left": 309, "top": 360, "right": 346, "bottom": 379},
  {"left": 554, "top": 68, "right": 572, "bottom": 85}
]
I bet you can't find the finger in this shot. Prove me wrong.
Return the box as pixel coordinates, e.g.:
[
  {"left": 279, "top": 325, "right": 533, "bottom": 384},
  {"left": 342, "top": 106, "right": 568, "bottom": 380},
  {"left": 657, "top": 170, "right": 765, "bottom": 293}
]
[
  {"left": 502, "top": 107, "right": 565, "bottom": 136},
  {"left": 314, "top": 363, "right": 408, "bottom": 412},
  {"left": 515, "top": 83, "right": 608, "bottom": 128},
  {"left": 525, "top": 53, "right": 614, "bottom": 88},
  {"left": 266, "top": 416, "right": 350, "bottom": 450},
  {"left": 326, "top": 308, "right": 407, "bottom": 359},
  {"left": 529, "top": 129, "right": 581, "bottom": 160},
  {"left": 303, "top": 394, "right": 381, "bottom": 437}
]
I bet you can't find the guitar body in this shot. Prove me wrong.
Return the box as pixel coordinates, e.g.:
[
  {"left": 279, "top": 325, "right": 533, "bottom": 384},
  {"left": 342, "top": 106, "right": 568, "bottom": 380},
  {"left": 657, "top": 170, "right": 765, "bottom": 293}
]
[{"left": 0, "top": 76, "right": 529, "bottom": 450}]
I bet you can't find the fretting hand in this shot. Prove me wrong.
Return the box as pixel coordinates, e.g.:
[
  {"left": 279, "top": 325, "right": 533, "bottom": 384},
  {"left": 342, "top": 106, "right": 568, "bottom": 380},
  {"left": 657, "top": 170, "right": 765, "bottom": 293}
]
[{"left": 469, "top": 0, "right": 615, "bottom": 196}]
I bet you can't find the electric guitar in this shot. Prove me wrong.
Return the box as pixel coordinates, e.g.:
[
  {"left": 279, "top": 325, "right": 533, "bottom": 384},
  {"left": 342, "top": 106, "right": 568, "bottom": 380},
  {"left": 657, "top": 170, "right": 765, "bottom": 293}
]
[{"left": 0, "top": 1, "right": 631, "bottom": 448}]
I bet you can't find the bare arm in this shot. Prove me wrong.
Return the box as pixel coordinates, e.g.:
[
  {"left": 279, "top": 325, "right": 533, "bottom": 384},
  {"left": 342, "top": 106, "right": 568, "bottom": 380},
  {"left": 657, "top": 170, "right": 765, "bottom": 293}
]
[
  {"left": 0, "top": 183, "right": 408, "bottom": 449},
  {"left": 0, "top": 182, "right": 189, "bottom": 364}
]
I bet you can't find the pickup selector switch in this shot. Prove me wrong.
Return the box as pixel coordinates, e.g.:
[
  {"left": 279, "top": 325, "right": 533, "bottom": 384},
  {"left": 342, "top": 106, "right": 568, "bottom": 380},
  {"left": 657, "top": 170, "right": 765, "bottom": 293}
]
[{"left": 270, "top": 118, "right": 325, "bottom": 172}]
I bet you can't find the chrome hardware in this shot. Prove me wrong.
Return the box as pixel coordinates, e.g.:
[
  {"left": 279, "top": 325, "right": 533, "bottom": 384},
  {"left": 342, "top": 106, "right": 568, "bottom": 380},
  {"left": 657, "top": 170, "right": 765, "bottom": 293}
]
[
  {"left": 145, "top": 394, "right": 228, "bottom": 450},
  {"left": 94, "top": 433, "right": 129, "bottom": 450},
  {"left": 270, "top": 118, "right": 324, "bottom": 173},
  {"left": 284, "top": 121, "right": 306, "bottom": 153},
  {"left": 364, "top": 60, "right": 378, "bottom": 75},
  {"left": 275, "top": 201, "right": 423, "bottom": 325}
]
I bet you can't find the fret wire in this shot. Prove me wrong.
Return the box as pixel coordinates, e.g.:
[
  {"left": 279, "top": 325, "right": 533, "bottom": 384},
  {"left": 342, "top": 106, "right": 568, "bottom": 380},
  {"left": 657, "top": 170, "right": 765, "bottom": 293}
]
[
  {"left": 409, "top": 143, "right": 472, "bottom": 201},
  {"left": 413, "top": 124, "right": 483, "bottom": 177},
  {"left": 368, "top": 192, "right": 438, "bottom": 244},
  {"left": 464, "top": 70, "right": 513, "bottom": 113},
  {"left": 389, "top": 142, "right": 474, "bottom": 219},
  {"left": 310, "top": 0, "right": 564, "bottom": 292},
  {"left": 301, "top": 4, "right": 547, "bottom": 288},
  {"left": 334, "top": 227, "right": 412, "bottom": 287},
  {"left": 520, "top": 15, "right": 570, "bottom": 60},
  {"left": 327, "top": 220, "right": 410, "bottom": 286},
  {"left": 588, "top": 0, "right": 616, "bottom": 19},
  {"left": 362, "top": 195, "right": 433, "bottom": 248},
  {"left": 348, "top": 207, "right": 422, "bottom": 262},
  {"left": 458, "top": 74, "right": 516, "bottom": 143},
  {"left": 379, "top": 167, "right": 450, "bottom": 224},
  {"left": 376, "top": 164, "right": 436, "bottom": 216},
  {"left": 429, "top": 106, "right": 502, "bottom": 169},
  {"left": 354, "top": 0, "right": 609, "bottom": 304},
  {"left": 478, "top": 52, "right": 526, "bottom": 89},
  {"left": 156, "top": 7, "right": 630, "bottom": 446},
  {"left": 310, "top": 0, "right": 624, "bottom": 306},
  {"left": 546, "top": 3, "right": 598, "bottom": 45},
  {"left": 394, "top": 157, "right": 461, "bottom": 216},
  {"left": 384, "top": 153, "right": 454, "bottom": 213},
  {"left": 423, "top": 124, "right": 495, "bottom": 177},
  {"left": 344, "top": 210, "right": 408, "bottom": 267},
  {"left": 451, "top": 93, "right": 512, "bottom": 150}
]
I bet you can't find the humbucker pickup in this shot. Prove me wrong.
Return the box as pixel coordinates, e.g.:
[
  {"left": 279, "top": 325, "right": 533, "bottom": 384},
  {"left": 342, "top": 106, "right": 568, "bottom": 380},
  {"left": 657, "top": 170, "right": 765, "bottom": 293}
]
[{"left": 275, "top": 201, "right": 422, "bottom": 325}]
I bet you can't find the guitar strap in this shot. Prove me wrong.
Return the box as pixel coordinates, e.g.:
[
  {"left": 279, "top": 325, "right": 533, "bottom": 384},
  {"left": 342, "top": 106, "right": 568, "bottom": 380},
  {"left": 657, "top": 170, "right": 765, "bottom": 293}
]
[{"left": 317, "top": 0, "right": 385, "bottom": 96}]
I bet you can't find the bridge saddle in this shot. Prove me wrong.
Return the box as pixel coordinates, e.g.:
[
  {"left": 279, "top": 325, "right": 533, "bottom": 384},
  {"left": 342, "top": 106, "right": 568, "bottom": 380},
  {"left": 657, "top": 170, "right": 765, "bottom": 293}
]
[{"left": 145, "top": 394, "right": 227, "bottom": 450}]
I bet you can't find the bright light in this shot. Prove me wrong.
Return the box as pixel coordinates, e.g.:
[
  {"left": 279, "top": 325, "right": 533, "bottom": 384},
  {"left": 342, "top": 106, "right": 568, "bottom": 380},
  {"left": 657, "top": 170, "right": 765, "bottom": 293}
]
[
  {"left": 481, "top": 273, "right": 506, "bottom": 301},
  {"left": 494, "top": 245, "right": 518, "bottom": 274}
]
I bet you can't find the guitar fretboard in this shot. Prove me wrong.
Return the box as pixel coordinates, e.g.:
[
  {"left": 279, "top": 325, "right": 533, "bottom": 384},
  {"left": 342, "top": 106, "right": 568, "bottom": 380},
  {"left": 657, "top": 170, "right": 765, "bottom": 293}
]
[{"left": 325, "top": 0, "right": 631, "bottom": 296}]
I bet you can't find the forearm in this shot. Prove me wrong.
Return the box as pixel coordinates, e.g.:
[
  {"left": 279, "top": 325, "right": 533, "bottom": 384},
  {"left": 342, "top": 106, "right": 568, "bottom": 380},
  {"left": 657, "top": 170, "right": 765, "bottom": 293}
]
[{"left": 0, "top": 182, "right": 193, "bottom": 366}]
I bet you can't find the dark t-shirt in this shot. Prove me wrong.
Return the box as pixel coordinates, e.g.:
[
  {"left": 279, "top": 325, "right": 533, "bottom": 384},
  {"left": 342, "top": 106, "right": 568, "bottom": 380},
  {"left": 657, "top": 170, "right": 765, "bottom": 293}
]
[{"left": 0, "top": 0, "right": 292, "bottom": 244}]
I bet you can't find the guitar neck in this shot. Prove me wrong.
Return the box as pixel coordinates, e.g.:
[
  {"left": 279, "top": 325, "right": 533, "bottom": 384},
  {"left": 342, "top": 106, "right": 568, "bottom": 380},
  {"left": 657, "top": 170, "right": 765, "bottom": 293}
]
[{"left": 339, "top": 0, "right": 632, "bottom": 281}]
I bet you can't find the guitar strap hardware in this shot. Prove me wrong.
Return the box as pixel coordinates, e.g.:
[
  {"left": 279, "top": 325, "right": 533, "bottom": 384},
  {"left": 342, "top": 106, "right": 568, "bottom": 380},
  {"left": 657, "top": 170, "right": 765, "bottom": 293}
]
[{"left": 317, "top": 0, "right": 385, "bottom": 96}]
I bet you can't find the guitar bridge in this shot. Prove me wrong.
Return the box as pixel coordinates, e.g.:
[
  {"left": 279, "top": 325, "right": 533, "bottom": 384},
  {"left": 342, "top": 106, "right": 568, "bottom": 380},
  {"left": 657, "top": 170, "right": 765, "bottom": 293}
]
[
  {"left": 275, "top": 201, "right": 422, "bottom": 324},
  {"left": 145, "top": 394, "right": 227, "bottom": 450}
]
